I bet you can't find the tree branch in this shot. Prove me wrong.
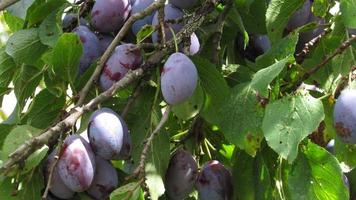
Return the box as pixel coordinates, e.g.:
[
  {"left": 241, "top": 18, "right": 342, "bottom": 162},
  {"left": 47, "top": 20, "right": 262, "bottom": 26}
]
[
  {"left": 0, "top": 0, "right": 216, "bottom": 176},
  {"left": 0, "top": 0, "right": 20, "bottom": 11},
  {"left": 76, "top": 0, "right": 166, "bottom": 106}
]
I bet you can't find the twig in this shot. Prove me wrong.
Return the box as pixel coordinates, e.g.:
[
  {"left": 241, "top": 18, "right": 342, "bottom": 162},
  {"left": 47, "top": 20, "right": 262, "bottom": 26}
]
[
  {"left": 127, "top": 106, "right": 171, "bottom": 180},
  {"left": 211, "top": 0, "right": 233, "bottom": 64},
  {"left": 121, "top": 81, "right": 146, "bottom": 119},
  {"left": 0, "top": 0, "right": 20, "bottom": 11},
  {"left": 76, "top": 0, "right": 166, "bottom": 106},
  {"left": 297, "top": 35, "right": 356, "bottom": 86},
  {"left": 157, "top": 6, "right": 166, "bottom": 46}
]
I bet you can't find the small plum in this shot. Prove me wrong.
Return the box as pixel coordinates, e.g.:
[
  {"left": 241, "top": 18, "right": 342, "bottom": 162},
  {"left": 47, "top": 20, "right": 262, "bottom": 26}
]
[
  {"left": 97, "top": 33, "right": 114, "bottom": 53},
  {"left": 285, "top": 0, "right": 311, "bottom": 32},
  {"left": 131, "top": 0, "right": 155, "bottom": 34},
  {"left": 236, "top": 34, "right": 271, "bottom": 61},
  {"left": 189, "top": 32, "right": 200, "bottom": 55},
  {"left": 91, "top": 0, "right": 131, "bottom": 33},
  {"left": 44, "top": 150, "right": 75, "bottom": 199},
  {"left": 151, "top": 4, "right": 184, "bottom": 43},
  {"left": 88, "top": 108, "right": 131, "bottom": 160},
  {"left": 99, "top": 44, "right": 142, "bottom": 91},
  {"left": 62, "top": 13, "right": 88, "bottom": 30},
  {"left": 165, "top": 150, "right": 198, "bottom": 200},
  {"left": 161, "top": 52, "right": 198, "bottom": 105},
  {"left": 196, "top": 160, "right": 233, "bottom": 200},
  {"left": 333, "top": 89, "right": 356, "bottom": 144},
  {"left": 73, "top": 26, "right": 101, "bottom": 75},
  {"left": 87, "top": 156, "right": 119, "bottom": 199},
  {"left": 57, "top": 135, "right": 96, "bottom": 192},
  {"left": 169, "top": 0, "right": 198, "bottom": 9}
]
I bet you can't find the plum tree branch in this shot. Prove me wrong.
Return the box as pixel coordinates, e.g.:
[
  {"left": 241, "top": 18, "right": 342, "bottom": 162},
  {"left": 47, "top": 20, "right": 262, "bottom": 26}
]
[
  {"left": 0, "top": 0, "right": 216, "bottom": 176},
  {"left": 76, "top": 0, "right": 166, "bottom": 106},
  {"left": 0, "top": 0, "right": 20, "bottom": 11}
]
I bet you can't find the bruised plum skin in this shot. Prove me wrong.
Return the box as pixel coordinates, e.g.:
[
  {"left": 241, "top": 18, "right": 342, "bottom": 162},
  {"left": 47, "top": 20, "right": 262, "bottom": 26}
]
[
  {"left": 44, "top": 150, "right": 75, "bottom": 199},
  {"left": 131, "top": 0, "right": 154, "bottom": 34},
  {"left": 196, "top": 160, "right": 234, "bottom": 200},
  {"left": 285, "top": 0, "right": 311, "bottom": 32},
  {"left": 333, "top": 89, "right": 356, "bottom": 144},
  {"left": 170, "top": 0, "right": 197, "bottom": 9},
  {"left": 57, "top": 135, "right": 96, "bottom": 192},
  {"left": 99, "top": 44, "right": 142, "bottom": 91},
  {"left": 91, "top": 0, "right": 131, "bottom": 33},
  {"left": 151, "top": 4, "right": 184, "bottom": 43},
  {"left": 87, "top": 156, "right": 119, "bottom": 200},
  {"left": 73, "top": 26, "right": 101, "bottom": 76},
  {"left": 165, "top": 150, "right": 198, "bottom": 200},
  {"left": 88, "top": 108, "right": 131, "bottom": 160},
  {"left": 161, "top": 52, "right": 198, "bottom": 105}
]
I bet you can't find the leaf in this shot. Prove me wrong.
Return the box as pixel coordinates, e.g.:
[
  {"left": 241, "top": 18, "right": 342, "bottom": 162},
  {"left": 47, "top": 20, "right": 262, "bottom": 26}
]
[
  {"left": 285, "top": 141, "right": 349, "bottom": 200},
  {"left": 340, "top": 0, "right": 356, "bottom": 29},
  {"left": 0, "top": 124, "right": 15, "bottom": 150},
  {"left": 51, "top": 33, "right": 83, "bottom": 83},
  {"left": 312, "top": 0, "right": 329, "bottom": 17},
  {"left": 14, "top": 65, "right": 42, "bottom": 109},
  {"left": 262, "top": 94, "right": 325, "bottom": 163},
  {"left": 136, "top": 25, "right": 155, "bottom": 44},
  {"left": 5, "top": 28, "right": 47, "bottom": 65},
  {"left": 237, "top": 0, "right": 267, "bottom": 34},
  {"left": 0, "top": 47, "right": 17, "bottom": 88},
  {"left": 39, "top": 9, "right": 62, "bottom": 47},
  {"left": 26, "top": 0, "right": 66, "bottom": 26},
  {"left": 334, "top": 138, "right": 356, "bottom": 170},
  {"left": 266, "top": 0, "right": 305, "bottom": 44},
  {"left": 22, "top": 89, "right": 66, "bottom": 129},
  {"left": 3, "top": 11, "right": 25, "bottom": 32},
  {"left": 110, "top": 182, "right": 144, "bottom": 200},
  {"left": 191, "top": 57, "right": 229, "bottom": 124},
  {"left": 1, "top": 125, "right": 48, "bottom": 175},
  {"left": 6, "top": 0, "right": 35, "bottom": 19}
]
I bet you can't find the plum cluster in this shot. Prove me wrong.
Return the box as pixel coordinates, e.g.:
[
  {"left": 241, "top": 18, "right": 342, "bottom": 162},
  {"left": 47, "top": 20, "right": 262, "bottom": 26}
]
[
  {"left": 164, "top": 150, "right": 234, "bottom": 200},
  {"left": 44, "top": 108, "right": 131, "bottom": 199}
]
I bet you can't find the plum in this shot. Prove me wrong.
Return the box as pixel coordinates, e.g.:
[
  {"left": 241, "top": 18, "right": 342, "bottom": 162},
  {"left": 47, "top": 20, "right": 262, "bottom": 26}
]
[
  {"left": 97, "top": 33, "right": 114, "bottom": 53},
  {"left": 44, "top": 150, "right": 75, "bottom": 199},
  {"left": 165, "top": 150, "right": 198, "bottom": 200},
  {"left": 285, "top": 0, "right": 311, "bottom": 32},
  {"left": 236, "top": 34, "right": 271, "bottom": 61},
  {"left": 188, "top": 32, "right": 200, "bottom": 55},
  {"left": 343, "top": 174, "right": 350, "bottom": 191},
  {"left": 161, "top": 52, "right": 198, "bottom": 105},
  {"left": 57, "top": 135, "right": 96, "bottom": 192},
  {"left": 131, "top": 0, "right": 155, "bottom": 34},
  {"left": 151, "top": 4, "right": 184, "bottom": 43},
  {"left": 333, "top": 89, "right": 356, "bottom": 143},
  {"left": 99, "top": 44, "right": 142, "bottom": 91},
  {"left": 169, "top": 0, "right": 198, "bottom": 9},
  {"left": 91, "top": 0, "right": 131, "bottom": 33},
  {"left": 196, "top": 160, "right": 233, "bottom": 200},
  {"left": 62, "top": 13, "right": 88, "bottom": 30},
  {"left": 88, "top": 108, "right": 131, "bottom": 160},
  {"left": 325, "top": 139, "right": 335, "bottom": 154},
  {"left": 87, "top": 156, "right": 119, "bottom": 199},
  {"left": 73, "top": 26, "right": 101, "bottom": 75}
]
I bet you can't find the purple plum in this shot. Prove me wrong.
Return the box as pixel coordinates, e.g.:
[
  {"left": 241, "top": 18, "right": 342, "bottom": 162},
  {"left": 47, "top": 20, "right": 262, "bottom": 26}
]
[{"left": 131, "top": 0, "right": 155, "bottom": 34}]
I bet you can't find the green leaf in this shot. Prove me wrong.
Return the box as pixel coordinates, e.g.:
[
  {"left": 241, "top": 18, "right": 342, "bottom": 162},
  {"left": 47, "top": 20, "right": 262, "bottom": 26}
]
[
  {"left": 191, "top": 57, "right": 229, "bottom": 124},
  {"left": 340, "top": 0, "right": 356, "bottom": 29},
  {"left": 0, "top": 47, "right": 17, "bottom": 88},
  {"left": 262, "top": 94, "right": 325, "bottom": 163},
  {"left": 6, "top": 0, "right": 35, "bottom": 19},
  {"left": 136, "top": 25, "right": 155, "bottom": 44},
  {"left": 334, "top": 138, "right": 356, "bottom": 170},
  {"left": 51, "top": 33, "right": 83, "bottom": 83},
  {"left": 1, "top": 125, "right": 48, "bottom": 175},
  {"left": 23, "top": 89, "right": 66, "bottom": 129},
  {"left": 39, "top": 9, "right": 62, "bottom": 47},
  {"left": 14, "top": 65, "right": 42, "bottom": 109},
  {"left": 110, "top": 182, "right": 144, "bottom": 200},
  {"left": 3, "top": 11, "right": 25, "bottom": 32},
  {"left": 312, "top": 0, "right": 329, "bottom": 17},
  {"left": 0, "top": 124, "right": 15, "bottom": 150},
  {"left": 285, "top": 141, "right": 349, "bottom": 200},
  {"left": 237, "top": 0, "right": 267, "bottom": 34},
  {"left": 266, "top": 0, "right": 305, "bottom": 44},
  {"left": 26, "top": 0, "right": 66, "bottom": 26},
  {"left": 5, "top": 28, "right": 47, "bottom": 65}
]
